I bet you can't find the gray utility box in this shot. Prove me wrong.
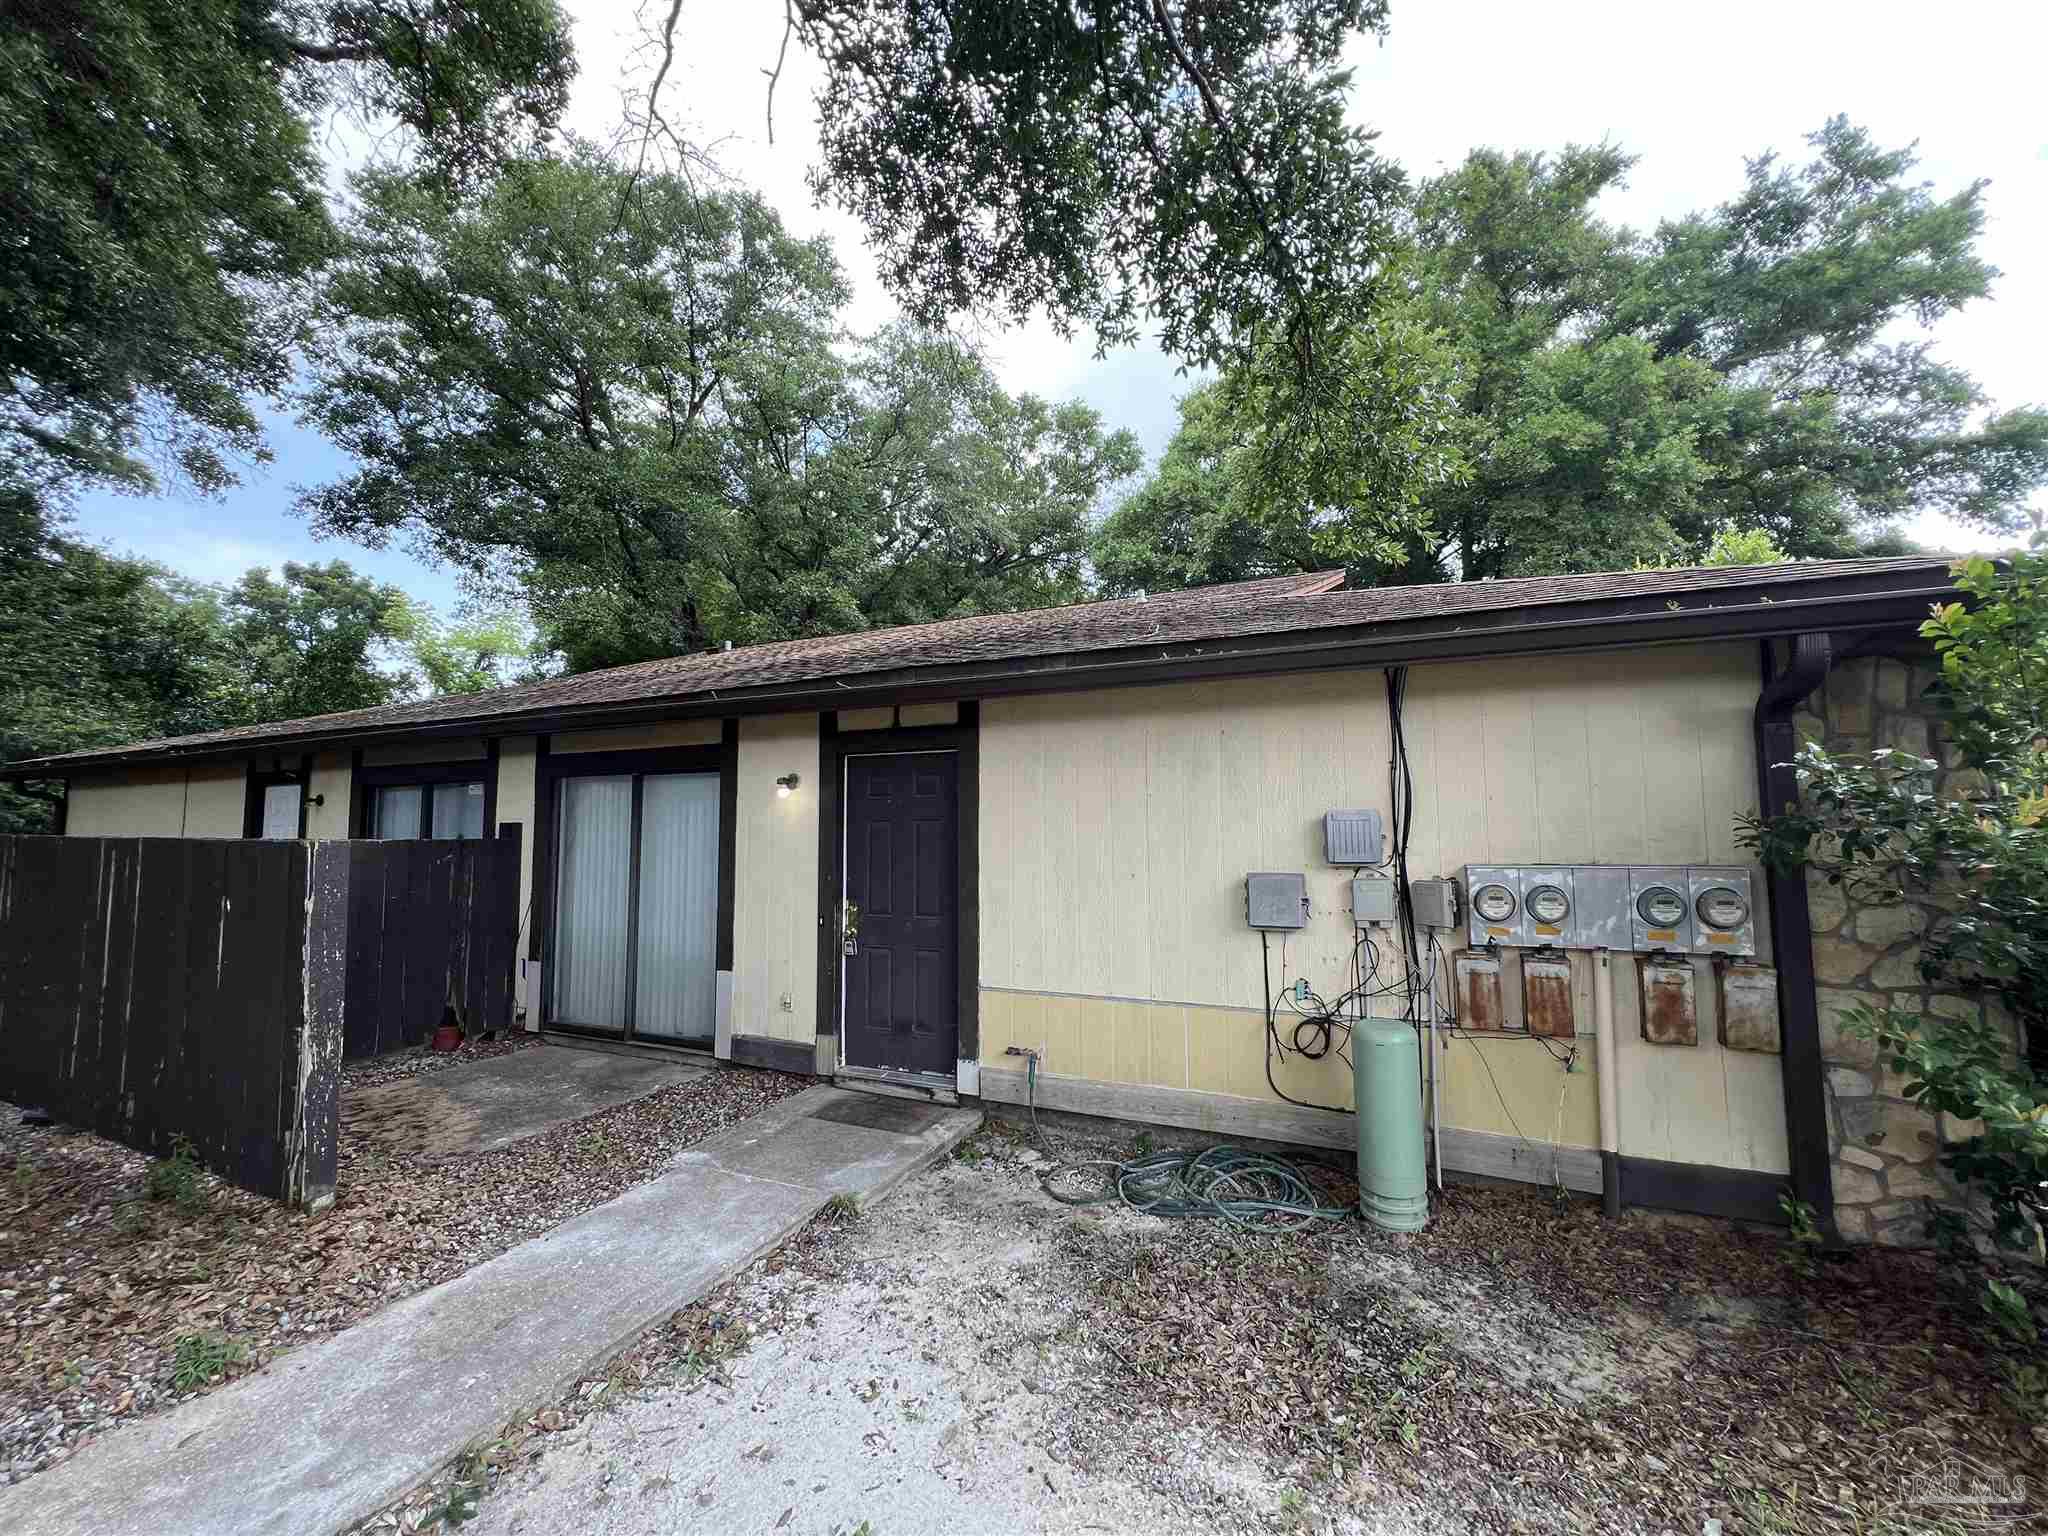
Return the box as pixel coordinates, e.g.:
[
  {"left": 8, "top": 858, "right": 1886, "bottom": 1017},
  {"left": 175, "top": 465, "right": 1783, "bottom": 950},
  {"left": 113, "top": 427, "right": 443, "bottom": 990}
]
[
  {"left": 1324, "top": 809, "right": 1385, "bottom": 866},
  {"left": 1409, "top": 878, "right": 1459, "bottom": 930},
  {"left": 1246, "top": 872, "right": 1309, "bottom": 930},
  {"left": 1350, "top": 875, "right": 1396, "bottom": 926}
]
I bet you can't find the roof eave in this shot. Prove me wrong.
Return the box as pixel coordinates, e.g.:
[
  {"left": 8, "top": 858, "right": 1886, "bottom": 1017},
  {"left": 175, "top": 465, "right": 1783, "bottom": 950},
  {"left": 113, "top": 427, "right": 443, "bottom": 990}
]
[{"left": 4, "top": 575, "right": 1953, "bottom": 783}]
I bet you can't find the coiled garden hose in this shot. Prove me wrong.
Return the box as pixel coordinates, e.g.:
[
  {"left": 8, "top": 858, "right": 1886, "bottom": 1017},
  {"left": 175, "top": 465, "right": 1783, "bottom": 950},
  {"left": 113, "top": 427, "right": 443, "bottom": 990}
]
[{"left": 1021, "top": 1050, "right": 1352, "bottom": 1231}]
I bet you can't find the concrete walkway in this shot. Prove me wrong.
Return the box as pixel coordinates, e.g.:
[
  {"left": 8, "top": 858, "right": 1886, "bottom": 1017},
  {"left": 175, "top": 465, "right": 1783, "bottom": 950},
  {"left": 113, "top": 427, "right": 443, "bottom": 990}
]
[
  {"left": 0, "top": 1085, "right": 980, "bottom": 1536},
  {"left": 342, "top": 1045, "right": 703, "bottom": 1163}
]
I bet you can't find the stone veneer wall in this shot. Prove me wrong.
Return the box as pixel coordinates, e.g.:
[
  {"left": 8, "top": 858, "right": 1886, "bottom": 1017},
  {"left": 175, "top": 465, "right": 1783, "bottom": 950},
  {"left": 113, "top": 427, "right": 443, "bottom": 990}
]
[{"left": 1792, "top": 649, "right": 2024, "bottom": 1248}]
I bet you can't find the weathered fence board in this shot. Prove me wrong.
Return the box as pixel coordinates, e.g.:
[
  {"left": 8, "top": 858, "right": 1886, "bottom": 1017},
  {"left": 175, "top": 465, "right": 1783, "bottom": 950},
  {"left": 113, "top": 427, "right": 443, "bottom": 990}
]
[
  {"left": 0, "top": 836, "right": 342, "bottom": 1205},
  {"left": 0, "top": 829, "right": 519, "bottom": 1205},
  {"left": 340, "top": 830, "right": 519, "bottom": 1059}
]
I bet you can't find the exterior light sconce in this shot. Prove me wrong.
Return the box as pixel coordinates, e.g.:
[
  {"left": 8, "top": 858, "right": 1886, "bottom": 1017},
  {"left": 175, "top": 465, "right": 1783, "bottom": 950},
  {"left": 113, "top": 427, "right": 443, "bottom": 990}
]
[{"left": 775, "top": 773, "right": 801, "bottom": 799}]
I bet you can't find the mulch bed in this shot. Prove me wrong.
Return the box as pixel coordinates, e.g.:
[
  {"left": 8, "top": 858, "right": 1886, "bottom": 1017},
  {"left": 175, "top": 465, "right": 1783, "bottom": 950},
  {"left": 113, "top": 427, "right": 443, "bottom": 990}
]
[
  {"left": 1007, "top": 1118, "right": 2048, "bottom": 1535},
  {"left": 0, "top": 1059, "right": 809, "bottom": 1485}
]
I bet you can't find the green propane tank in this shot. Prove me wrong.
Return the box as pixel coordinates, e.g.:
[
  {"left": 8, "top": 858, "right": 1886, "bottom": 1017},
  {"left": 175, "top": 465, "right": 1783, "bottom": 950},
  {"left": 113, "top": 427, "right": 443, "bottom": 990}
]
[{"left": 1352, "top": 1018, "right": 1428, "bottom": 1231}]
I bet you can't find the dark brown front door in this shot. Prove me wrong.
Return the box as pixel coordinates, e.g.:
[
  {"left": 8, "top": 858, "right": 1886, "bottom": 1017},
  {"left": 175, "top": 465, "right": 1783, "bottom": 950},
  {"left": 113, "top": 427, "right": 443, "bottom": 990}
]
[{"left": 843, "top": 752, "right": 958, "bottom": 1076}]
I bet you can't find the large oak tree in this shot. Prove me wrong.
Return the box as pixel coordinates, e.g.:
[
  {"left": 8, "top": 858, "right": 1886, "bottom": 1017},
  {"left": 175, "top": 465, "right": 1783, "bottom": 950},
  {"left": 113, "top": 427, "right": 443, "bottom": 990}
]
[
  {"left": 299, "top": 148, "right": 1142, "bottom": 670},
  {"left": 1097, "top": 119, "right": 2048, "bottom": 593}
]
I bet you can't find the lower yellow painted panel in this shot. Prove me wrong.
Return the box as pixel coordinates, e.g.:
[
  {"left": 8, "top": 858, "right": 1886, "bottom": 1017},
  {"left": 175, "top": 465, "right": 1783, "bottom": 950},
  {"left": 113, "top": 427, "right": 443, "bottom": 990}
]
[{"left": 979, "top": 986, "right": 1598, "bottom": 1147}]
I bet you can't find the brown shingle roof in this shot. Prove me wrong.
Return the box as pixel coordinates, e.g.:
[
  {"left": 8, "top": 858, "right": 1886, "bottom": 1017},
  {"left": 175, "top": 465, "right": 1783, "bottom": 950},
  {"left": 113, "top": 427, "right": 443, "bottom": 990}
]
[{"left": 12, "top": 557, "right": 1956, "bottom": 775}]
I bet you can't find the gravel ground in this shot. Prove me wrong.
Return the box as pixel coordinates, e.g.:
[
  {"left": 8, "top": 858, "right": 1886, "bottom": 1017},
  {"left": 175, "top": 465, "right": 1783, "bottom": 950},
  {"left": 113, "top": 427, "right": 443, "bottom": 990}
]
[
  {"left": 0, "top": 1057, "right": 809, "bottom": 1485},
  {"left": 338, "top": 1032, "right": 543, "bottom": 1091},
  {"left": 364, "top": 1116, "right": 2046, "bottom": 1536}
]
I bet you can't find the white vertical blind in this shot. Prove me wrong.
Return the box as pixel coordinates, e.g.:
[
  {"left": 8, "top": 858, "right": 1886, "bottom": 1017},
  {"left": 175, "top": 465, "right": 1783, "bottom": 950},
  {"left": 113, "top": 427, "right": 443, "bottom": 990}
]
[
  {"left": 634, "top": 774, "right": 720, "bottom": 1041},
  {"left": 432, "top": 781, "right": 486, "bottom": 839},
  {"left": 260, "top": 783, "right": 301, "bottom": 839},
  {"left": 374, "top": 785, "right": 423, "bottom": 838},
  {"left": 553, "top": 775, "right": 633, "bottom": 1030}
]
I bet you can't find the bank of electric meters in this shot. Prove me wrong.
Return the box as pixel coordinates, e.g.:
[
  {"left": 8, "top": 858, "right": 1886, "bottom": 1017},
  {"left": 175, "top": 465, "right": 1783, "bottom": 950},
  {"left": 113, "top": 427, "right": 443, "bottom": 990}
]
[{"left": 1461, "top": 864, "right": 1756, "bottom": 956}]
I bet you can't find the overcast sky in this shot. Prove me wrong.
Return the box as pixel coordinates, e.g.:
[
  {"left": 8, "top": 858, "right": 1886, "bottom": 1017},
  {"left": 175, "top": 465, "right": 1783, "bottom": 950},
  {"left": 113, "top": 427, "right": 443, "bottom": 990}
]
[{"left": 65, "top": 0, "right": 2048, "bottom": 613}]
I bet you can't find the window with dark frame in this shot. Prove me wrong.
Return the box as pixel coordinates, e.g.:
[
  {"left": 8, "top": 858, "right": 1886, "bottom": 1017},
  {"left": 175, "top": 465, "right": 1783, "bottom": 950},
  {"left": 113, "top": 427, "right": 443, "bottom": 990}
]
[{"left": 370, "top": 780, "right": 486, "bottom": 839}]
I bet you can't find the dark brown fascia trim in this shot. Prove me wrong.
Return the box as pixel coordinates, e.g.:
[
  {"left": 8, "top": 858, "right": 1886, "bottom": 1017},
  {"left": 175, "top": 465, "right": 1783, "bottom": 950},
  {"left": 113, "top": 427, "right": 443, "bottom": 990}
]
[{"left": 2, "top": 578, "right": 1954, "bottom": 781}]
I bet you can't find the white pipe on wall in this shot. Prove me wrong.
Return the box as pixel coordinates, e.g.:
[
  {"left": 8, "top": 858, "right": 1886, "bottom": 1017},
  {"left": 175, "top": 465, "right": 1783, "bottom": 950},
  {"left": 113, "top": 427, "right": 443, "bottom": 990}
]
[{"left": 1593, "top": 947, "right": 1621, "bottom": 1217}]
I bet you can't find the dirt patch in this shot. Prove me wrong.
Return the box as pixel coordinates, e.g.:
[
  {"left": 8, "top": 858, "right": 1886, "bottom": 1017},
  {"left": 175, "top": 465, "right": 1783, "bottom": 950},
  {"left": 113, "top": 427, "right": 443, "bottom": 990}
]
[
  {"left": 0, "top": 1062, "right": 809, "bottom": 1485},
  {"left": 413, "top": 1117, "right": 2044, "bottom": 1536}
]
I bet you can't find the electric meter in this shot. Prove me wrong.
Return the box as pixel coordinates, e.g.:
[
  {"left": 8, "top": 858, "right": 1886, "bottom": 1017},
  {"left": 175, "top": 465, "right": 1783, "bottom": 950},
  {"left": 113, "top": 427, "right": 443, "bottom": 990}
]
[
  {"left": 1526, "top": 883, "right": 1571, "bottom": 926},
  {"left": 1636, "top": 886, "right": 1687, "bottom": 927},
  {"left": 1686, "top": 866, "right": 1758, "bottom": 956},
  {"left": 1473, "top": 883, "right": 1517, "bottom": 923},
  {"left": 1628, "top": 866, "right": 1695, "bottom": 951},
  {"left": 1695, "top": 886, "right": 1750, "bottom": 931}
]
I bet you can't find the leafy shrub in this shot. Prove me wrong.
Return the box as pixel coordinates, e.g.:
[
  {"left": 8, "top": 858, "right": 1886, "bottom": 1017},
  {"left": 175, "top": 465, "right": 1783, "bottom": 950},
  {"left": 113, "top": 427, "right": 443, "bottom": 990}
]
[
  {"left": 1745, "top": 549, "right": 2048, "bottom": 1254},
  {"left": 144, "top": 1135, "right": 206, "bottom": 1211}
]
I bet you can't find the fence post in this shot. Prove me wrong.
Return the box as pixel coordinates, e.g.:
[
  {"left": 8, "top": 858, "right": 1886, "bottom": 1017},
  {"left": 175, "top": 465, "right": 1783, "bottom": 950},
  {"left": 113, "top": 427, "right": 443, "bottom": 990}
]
[{"left": 291, "top": 840, "right": 349, "bottom": 1212}]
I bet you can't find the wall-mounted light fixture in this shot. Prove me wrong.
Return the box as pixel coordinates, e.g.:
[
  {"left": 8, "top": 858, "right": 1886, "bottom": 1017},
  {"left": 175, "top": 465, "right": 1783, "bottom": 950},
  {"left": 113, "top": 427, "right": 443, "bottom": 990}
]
[{"left": 775, "top": 773, "right": 801, "bottom": 799}]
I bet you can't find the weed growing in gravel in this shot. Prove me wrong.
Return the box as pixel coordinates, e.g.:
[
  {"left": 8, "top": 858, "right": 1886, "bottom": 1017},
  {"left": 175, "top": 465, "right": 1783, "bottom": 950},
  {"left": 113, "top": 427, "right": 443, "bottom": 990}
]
[
  {"left": 1778, "top": 1191, "right": 1824, "bottom": 1277},
  {"left": 170, "top": 1332, "right": 248, "bottom": 1390},
  {"left": 825, "top": 1193, "right": 862, "bottom": 1221},
  {"left": 145, "top": 1136, "right": 205, "bottom": 1210},
  {"left": 11, "top": 1154, "right": 31, "bottom": 1196}
]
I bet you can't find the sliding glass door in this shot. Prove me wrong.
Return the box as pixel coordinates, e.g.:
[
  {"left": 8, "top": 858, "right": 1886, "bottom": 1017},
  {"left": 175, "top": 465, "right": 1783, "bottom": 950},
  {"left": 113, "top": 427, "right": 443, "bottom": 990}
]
[{"left": 551, "top": 771, "right": 719, "bottom": 1044}]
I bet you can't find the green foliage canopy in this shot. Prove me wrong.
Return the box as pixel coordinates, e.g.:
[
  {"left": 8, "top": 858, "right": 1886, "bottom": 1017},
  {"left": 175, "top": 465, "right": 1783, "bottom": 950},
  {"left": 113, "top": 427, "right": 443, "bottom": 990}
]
[
  {"left": 299, "top": 148, "right": 1144, "bottom": 670},
  {"left": 790, "top": 1, "right": 1402, "bottom": 374},
  {"left": 1098, "top": 120, "right": 2048, "bottom": 592},
  {"left": 0, "top": 0, "right": 574, "bottom": 497}
]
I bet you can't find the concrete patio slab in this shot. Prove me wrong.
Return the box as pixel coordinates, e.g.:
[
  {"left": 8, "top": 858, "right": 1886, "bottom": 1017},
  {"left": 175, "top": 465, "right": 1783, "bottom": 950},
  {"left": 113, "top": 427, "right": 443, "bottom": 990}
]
[
  {"left": 341, "top": 1044, "right": 704, "bottom": 1163},
  {"left": 0, "top": 1084, "right": 981, "bottom": 1536}
]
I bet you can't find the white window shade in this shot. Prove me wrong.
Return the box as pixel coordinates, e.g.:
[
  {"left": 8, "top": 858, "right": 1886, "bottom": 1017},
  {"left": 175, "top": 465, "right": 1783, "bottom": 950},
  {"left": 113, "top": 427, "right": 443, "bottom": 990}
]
[
  {"left": 432, "top": 781, "right": 486, "bottom": 840},
  {"left": 373, "top": 785, "right": 423, "bottom": 839}
]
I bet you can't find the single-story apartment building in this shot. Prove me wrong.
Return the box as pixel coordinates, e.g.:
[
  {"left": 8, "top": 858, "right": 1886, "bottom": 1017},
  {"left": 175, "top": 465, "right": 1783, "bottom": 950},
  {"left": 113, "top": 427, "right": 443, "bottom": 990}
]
[{"left": 3, "top": 557, "right": 1976, "bottom": 1243}]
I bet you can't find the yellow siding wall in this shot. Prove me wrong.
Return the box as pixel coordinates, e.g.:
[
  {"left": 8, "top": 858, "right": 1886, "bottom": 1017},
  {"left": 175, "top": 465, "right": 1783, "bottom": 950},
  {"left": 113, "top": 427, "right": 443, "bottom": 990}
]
[
  {"left": 732, "top": 714, "right": 819, "bottom": 1049},
  {"left": 979, "top": 644, "right": 1786, "bottom": 1174},
  {"left": 552, "top": 720, "right": 720, "bottom": 754},
  {"left": 305, "top": 753, "right": 352, "bottom": 840},
  {"left": 68, "top": 763, "right": 245, "bottom": 837}
]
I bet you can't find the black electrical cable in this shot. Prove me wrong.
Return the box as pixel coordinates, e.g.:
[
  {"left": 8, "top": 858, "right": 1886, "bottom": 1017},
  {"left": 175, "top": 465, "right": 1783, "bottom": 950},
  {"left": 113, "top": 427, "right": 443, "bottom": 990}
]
[{"left": 1261, "top": 931, "right": 1352, "bottom": 1114}]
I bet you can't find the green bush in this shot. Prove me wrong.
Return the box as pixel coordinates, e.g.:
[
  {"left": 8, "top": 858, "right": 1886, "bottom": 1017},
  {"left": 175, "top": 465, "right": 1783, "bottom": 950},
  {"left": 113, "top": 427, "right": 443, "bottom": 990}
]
[{"left": 1744, "top": 548, "right": 2048, "bottom": 1255}]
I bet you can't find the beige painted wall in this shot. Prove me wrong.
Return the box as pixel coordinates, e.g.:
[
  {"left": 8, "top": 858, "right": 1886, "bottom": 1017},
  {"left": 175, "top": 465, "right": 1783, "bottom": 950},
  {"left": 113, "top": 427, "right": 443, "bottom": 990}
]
[
  {"left": 552, "top": 720, "right": 720, "bottom": 754},
  {"left": 305, "top": 753, "right": 352, "bottom": 840},
  {"left": 67, "top": 763, "right": 245, "bottom": 838},
  {"left": 731, "top": 714, "right": 819, "bottom": 1047},
  {"left": 496, "top": 736, "right": 540, "bottom": 957},
  {"left": 978, "top": 643, "right": 1786, "bottom": 1174}
]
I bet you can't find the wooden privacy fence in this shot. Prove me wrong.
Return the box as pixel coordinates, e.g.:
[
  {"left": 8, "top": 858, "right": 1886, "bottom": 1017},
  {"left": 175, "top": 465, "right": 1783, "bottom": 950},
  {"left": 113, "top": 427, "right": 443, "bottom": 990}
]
[
  {"left": 341, "top": 833, "right": 521, "bottom": 1059},
  {"left": 0, "top": 832, "right": 520, "bottom": 1207}
]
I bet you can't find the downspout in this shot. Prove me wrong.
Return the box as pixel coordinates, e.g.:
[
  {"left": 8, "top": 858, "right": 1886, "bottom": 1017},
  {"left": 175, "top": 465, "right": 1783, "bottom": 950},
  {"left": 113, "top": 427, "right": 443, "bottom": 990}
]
[{"left": 1755, "top": 632, "right": 1837, "bottom": 1237}]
